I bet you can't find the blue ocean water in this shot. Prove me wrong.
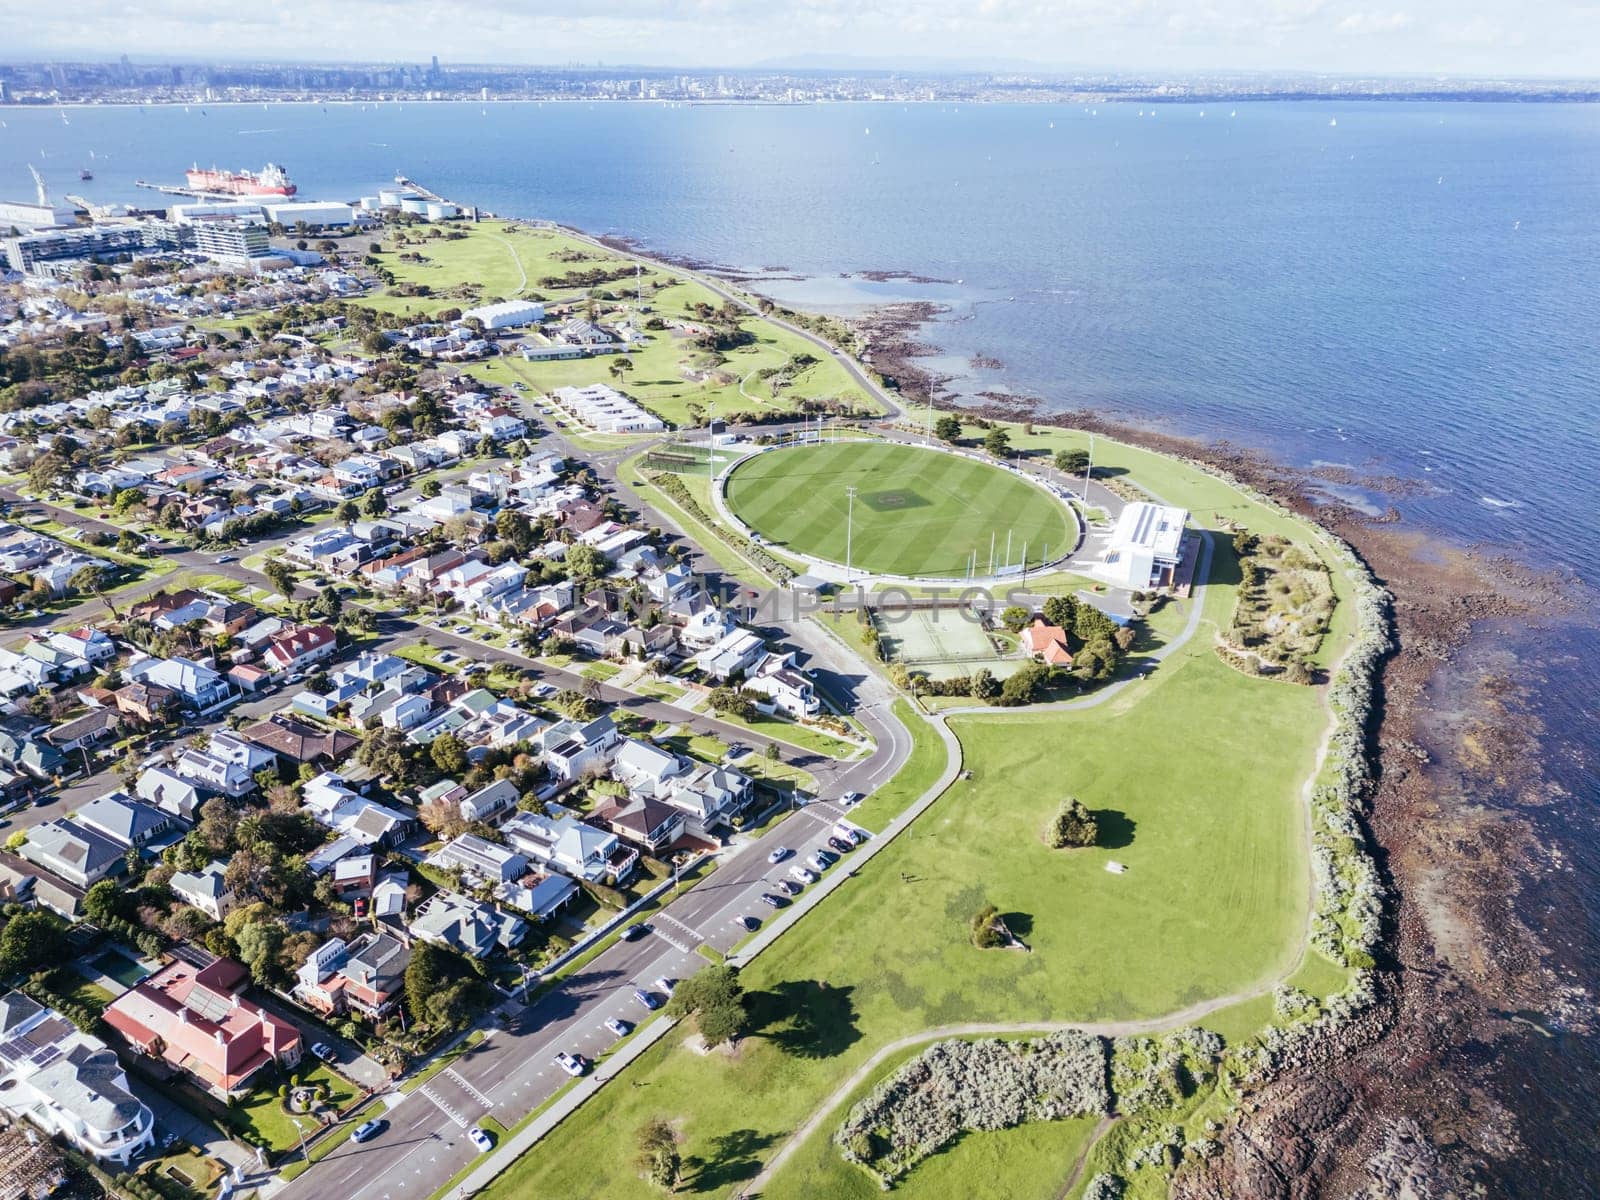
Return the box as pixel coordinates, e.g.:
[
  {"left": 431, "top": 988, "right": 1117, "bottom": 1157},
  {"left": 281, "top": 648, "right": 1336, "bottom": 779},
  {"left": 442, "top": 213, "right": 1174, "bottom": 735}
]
[{"left": 4, "top": 99, "right": 1599, "bottom": 1188}]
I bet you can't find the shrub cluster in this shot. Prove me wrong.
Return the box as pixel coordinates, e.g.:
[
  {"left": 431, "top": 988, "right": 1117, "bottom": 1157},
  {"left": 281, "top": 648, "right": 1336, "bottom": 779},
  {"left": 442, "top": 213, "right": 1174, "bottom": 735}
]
[
  {"left": 835, "top": 1033, "right": 1110, "bottom": 1185},
  {"left": 1110, "top": 1028, "right": 1224, "bottom": 1116},
  {"left": 1083, "top": 1173, "right": 1126, "bottom": 1200},
  {"left": 648, "top": 471, "right": 794, "bottom": 582}
]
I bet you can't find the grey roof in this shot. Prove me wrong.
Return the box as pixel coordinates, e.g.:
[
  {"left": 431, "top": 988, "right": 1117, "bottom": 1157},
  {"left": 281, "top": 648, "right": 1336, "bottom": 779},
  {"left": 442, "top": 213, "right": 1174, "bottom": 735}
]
[
  {"left": 20, "top": 821, "right": 125, "bottom": 879},
  {"left": 75, "top": 794, "right": 170, "bottom": 847},
  {"left": 31, "top": 1041, "right": 147, "bottom": 1137}
]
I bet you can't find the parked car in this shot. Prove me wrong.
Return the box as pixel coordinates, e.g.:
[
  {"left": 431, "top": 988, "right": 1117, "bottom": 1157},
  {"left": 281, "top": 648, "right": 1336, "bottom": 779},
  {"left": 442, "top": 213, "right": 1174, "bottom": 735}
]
[
  {"left": 724, "top": 742, "right": 752, "bottom": 762},
  {"left": 767, "top": 846, "right": 791, "bottom": 865},
  {"left": 533, "top": 682, "right": 557, "bottom": 698},
  {"left": 808, "top": 853, "right": 832, "bottom": 873},
  {"left": 734, "top": 915, "right": 760, "bottom": 932},
  {"left": 620, "top": 923, "right": 649, "bottom": 941},
  {"left": 634, "top": 989, "right": 662, "bottom": 1011},
  {"left": 776, "top": 879, "right": 801, "bottom": 897},
  {"left": 758, "top": 892, "right": 782, "bottom": 908},
  {"left": 352, "top": 1119, "right": 386, "bottom": 1144},
  {"left": 827, "top": 836, "right": 853, "bottom": 854},
  {"left": 836, "top": 825, "right": 864, "bottom": 845},
  {"left": 553, "top": 1052, "right": 587, "bottom": 1077},
  {"left": 467, "top": 1126, "right": 494, "bottom": 1153},
  {"left": 310, "top": 1042, "right": 334, "bottom": 1061},
  {"left": 789, "top": 865, "right": 818, "bottom": 885},
  {"left": 605, "top": 1017, "right": 632, "bottom": 1037},
  {"left": 653, "top": 977, "right": 676, "bottom": 996}
]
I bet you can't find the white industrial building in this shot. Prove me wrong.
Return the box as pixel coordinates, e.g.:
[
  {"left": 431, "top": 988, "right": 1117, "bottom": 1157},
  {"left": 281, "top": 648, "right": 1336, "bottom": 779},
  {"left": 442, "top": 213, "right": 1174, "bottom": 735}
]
[
  {"left": 169, "top": 200, "right": 265, "bottom": 225},
  {"left": 549, "top": 383, "right": 665, "bottom": 435},
  {"left": 464, "top": 299, "right": 545, "bottom": 330},
  {"left": 0, "top": 198, "right": 81, "bottom": 230},
  {"left": 264, "top": 201, "right": 358, "bottom": 228},
  {"left": 1097, "top": 501, "right": 1189, "bottom": 590}
]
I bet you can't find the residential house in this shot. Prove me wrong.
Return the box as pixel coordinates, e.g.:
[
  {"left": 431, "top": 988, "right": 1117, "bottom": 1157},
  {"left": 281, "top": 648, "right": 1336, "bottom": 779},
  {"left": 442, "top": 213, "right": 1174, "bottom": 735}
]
[
  {"left": 135, "top": 766, "right": 203, "bottom": 821},
  {"left": 73, "top": 793, "right": 175, "bottom": 850},
  {"left": 242, "top": 715, "right": 358, "bottom": 766},
  {"left": 409, "top": 891, "right": 525, "bottom": 958},
  {"left": 43, "top": 708, "right": 120, "bottom": 755},
  {"left": 502, "top": 807, "right": 635, "bottom": 885},
  {"left": 262, "top": 624, "right": 338, "bottom": 674},
  {"left": 425, "top": 834, "right": 528, "bottom": 886},
  {"left": 1020, "top": 617, "right": 1073, "bottom": 667},
  {"left": 17, "top": 821, "right": 125, "bottom": 888},
  {"left": 126, "top": 656, "right": 231, "bottom": 712},
  {"left": 594, "top": 796, "right": 686, "bottom": 856},
  {"left": 102, "top": 958, "right": 301, "bottom": 1099},
  {"left": 692, "top": 629, "right": 767, "bottom": 682},
  {"left": 743, "top": 658, "right": 822, "bottom": 718},
  {"left": 663, "top": 764, "right": 754, "bottom": 840},
  {"left": 293, "top": 933, "right": 410, "bottom": 1019},
  {"left": 0, "top": 992, "right": 155, "bottom": 1166},
  {"left": 113, "top": 681, "right": 177, "bottom": 726},
  {"left": 168, "top": 860, "right": 235, "bottom": 921}
]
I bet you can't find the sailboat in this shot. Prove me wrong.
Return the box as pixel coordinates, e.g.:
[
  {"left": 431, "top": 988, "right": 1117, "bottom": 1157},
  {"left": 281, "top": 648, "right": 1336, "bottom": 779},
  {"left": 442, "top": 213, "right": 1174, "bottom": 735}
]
[{"left": 1329, "top": 117, "right": 1337, "bottom": 127}]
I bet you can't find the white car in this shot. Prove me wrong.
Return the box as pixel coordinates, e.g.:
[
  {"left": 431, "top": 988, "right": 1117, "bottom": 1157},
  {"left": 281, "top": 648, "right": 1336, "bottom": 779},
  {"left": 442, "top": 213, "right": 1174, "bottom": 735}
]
[
  {"left": 653, "top": 977, "right": 675, "bottom": 996},
  {"left": 788, "top": 866, "right": 817, "bottom": 886},
  {"left": 767, "top": 846, "right": 791, "bottom": 865},
  {"left": 310, "top": 1042, "right": 335, "bottom": 1061},
  {"left": 467, "top": 1126, "right": 493, "bottom": 1153},
  {"left": 605, "top": 1017, "right": 632, "bottom": 1038},
  {"left": 553, "top": 1052, "right": 587, "bottom": 1077},
  {"left": 839, "top": 791, "right": 864, "bottom": 809}
]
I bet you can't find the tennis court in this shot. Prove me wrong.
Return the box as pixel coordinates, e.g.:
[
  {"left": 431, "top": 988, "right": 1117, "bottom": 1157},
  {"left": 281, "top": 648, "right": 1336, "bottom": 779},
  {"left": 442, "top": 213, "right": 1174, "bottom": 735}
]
[{"left": 873, "top": 606, "right": 1021, "bottom": 680}]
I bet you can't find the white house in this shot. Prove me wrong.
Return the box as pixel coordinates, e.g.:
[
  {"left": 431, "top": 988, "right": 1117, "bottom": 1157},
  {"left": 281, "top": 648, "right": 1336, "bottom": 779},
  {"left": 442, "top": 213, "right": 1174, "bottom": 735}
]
[
  {"left": 169, "top": 860, "right": 236, "bottom": 921},
  {"left": 0, "top": 992, "right": 156, "bottom": 1166}
]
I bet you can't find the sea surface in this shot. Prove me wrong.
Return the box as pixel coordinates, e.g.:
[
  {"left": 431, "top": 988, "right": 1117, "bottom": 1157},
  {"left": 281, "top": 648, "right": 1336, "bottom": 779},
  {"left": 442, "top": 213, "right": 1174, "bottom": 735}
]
[{"left": 4, "top": 99, "right": 1598, "bottom": 1190}]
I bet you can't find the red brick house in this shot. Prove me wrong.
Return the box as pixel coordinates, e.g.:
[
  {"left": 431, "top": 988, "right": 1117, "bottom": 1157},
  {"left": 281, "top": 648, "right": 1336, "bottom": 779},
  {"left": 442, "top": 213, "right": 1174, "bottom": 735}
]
[
  {"left": 102, "top": 959, "right": 301, "bottom": 1099},
  {"left": 1020, "top": 617, "right": 1073, "bottom": 667}
]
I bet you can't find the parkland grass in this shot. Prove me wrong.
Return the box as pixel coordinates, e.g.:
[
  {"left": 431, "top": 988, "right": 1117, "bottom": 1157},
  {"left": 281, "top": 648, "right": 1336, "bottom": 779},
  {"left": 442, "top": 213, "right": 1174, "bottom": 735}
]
[
  {"left": 725, "top": 442, "right": 1076, "bottom": 578},
  {"left": 475, "top": 530, "right": 1335, "bottom": 1200}
]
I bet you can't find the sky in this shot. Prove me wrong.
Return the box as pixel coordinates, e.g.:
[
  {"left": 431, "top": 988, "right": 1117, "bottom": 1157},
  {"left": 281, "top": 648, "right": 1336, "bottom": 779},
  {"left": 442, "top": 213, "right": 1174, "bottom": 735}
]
[{"left": 5, "top": 0, "right": 1599, "bottom": 78}]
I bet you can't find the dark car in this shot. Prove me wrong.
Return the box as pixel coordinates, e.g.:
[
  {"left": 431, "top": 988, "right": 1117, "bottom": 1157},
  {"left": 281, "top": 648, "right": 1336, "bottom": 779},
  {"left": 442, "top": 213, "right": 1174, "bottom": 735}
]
[
  {"left": 735, "top": 914, "right": 760, "bottom": 931},
  {"left": 621, "top": 923, "right": 649, "bottom": 942},
  {"left": 634, "top": 989, "right": 662, "bottom": 1011},
  {"left": 775, "top": 879, "right": 801, "bottom": 897},
  {"left": 757, "top": 892, "right": 782, "bottom": 908},
  {"left": 827, "top": 836, "right": 853, "bottom": 854},
  {"left": 352, "top": 1119, "right": 387, "bottom": 1143}
]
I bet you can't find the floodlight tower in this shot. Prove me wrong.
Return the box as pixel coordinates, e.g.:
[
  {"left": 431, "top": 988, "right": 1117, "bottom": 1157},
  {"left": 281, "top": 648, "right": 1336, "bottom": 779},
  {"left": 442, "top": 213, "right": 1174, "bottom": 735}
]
[
  {"left": 1081, "top": 433, "right": 1095, "bottom": 502},
  {"left": 845, "top": 485, "right": 858, "bottom": 580}
]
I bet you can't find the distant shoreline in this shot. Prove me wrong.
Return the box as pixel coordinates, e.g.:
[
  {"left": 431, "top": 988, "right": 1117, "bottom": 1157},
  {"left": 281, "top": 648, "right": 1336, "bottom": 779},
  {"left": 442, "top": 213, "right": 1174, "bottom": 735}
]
[{"left": 5, "top": 92, "right": 1600, "bottom": 109}]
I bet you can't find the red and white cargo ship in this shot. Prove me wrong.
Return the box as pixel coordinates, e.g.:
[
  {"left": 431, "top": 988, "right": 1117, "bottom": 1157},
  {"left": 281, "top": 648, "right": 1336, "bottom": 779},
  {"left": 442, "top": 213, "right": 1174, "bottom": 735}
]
[{"left": 184, "top": 162, "right": 298, "bottom": 197}]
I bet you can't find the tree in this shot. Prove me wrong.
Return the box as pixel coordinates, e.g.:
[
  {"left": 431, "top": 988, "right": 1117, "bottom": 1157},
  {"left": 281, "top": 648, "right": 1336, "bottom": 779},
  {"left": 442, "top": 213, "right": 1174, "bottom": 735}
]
[
  {"left": 1073, "top": 638, "right": 1117, "bottom": 682},
  {"left": 264, "top": 559, "right": 298, "bottom": 600},
  {"left": 565, "top": 543, "right": 607, "bottom": 582},
  {"left": 1046, "top": 798, "right": 1099, "bottom": 848},
  {"left": 983, "top": 426, "right": 1011, "bottom": 459},
  {"left": 999, "top": 605, "right": 1030, "bottom": 633},
  {"left": 969, "top": 902, "right": 1006, "bottom": 949},
  {"left": 665, "top": 964, "right": 747, "bottom": 1048},
  {"left": 706, "top": 687, "right": 756, "bottom": 722},
  {"left": 970, "top": 667, "right": 1001, "bottom": 701},
  {"left": 312, "top": 585, "right": 343, "bottom": 621},
  {"left": 419, "top": 478, "right": 442, "bottom": 498},
  {"left": 934, "top": 414, "right": 962, "bottom": 443},
  {"left": 418, "top": 796, "right": 469, "bottom": 841},
  {"left": 997, "top": 662, "right": 1052, "bottom": 706},
  {"left": 634, "top": 1118, "right": 682, "bottom": 1192},
  {"left": 83, "top": 879, "right": 129, "bottom": 925},
  {"left": 1041, "top": 594, "right": 1078, "bottom": 631},
  {"left": 234, "top": 919, "right": 289, "bottom": 989},
  {"left": 361, "top": 488, "right": 388, "bottom": 517},
  {"left": 1074, "top": 604, "right": 1118, "bottom": 646},
  {"left": 429, "top": 732, "right": 468, "bottom": 778},
  {"left": 0, "top": 910, "right": 67, "bottom": 978},
  {"left": 1054, "top": 448, "right": 1090, "bottom": 475}
]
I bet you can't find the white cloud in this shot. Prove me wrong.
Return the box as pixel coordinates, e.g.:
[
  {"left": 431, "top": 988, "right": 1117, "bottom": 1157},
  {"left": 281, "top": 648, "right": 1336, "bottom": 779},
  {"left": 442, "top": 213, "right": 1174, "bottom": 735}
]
[{"left": 3, "top": 0, "right": 1592, "bottom": 76}]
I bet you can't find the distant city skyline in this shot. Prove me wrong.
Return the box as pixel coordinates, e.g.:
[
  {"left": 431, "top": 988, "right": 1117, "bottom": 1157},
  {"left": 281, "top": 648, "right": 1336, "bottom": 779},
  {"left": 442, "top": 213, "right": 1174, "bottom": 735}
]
[{"left": 6, "top": 0, "right": 1598, "bottom": 79}]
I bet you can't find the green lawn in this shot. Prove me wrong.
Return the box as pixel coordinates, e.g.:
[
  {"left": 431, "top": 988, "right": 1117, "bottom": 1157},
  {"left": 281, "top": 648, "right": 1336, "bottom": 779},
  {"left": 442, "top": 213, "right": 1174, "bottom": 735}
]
[
  {"left": 231, "top": 1064, "right": 359, "bottom": 1151},
  {"left": 477, "top": 526, "right": 1332, "bottom": 1200},
  {"left": 360, "top": 222, "right": 875, "bottom": 429},
  {"left": 726, "top": 442, "right": 1075, "bottom": 577}
]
